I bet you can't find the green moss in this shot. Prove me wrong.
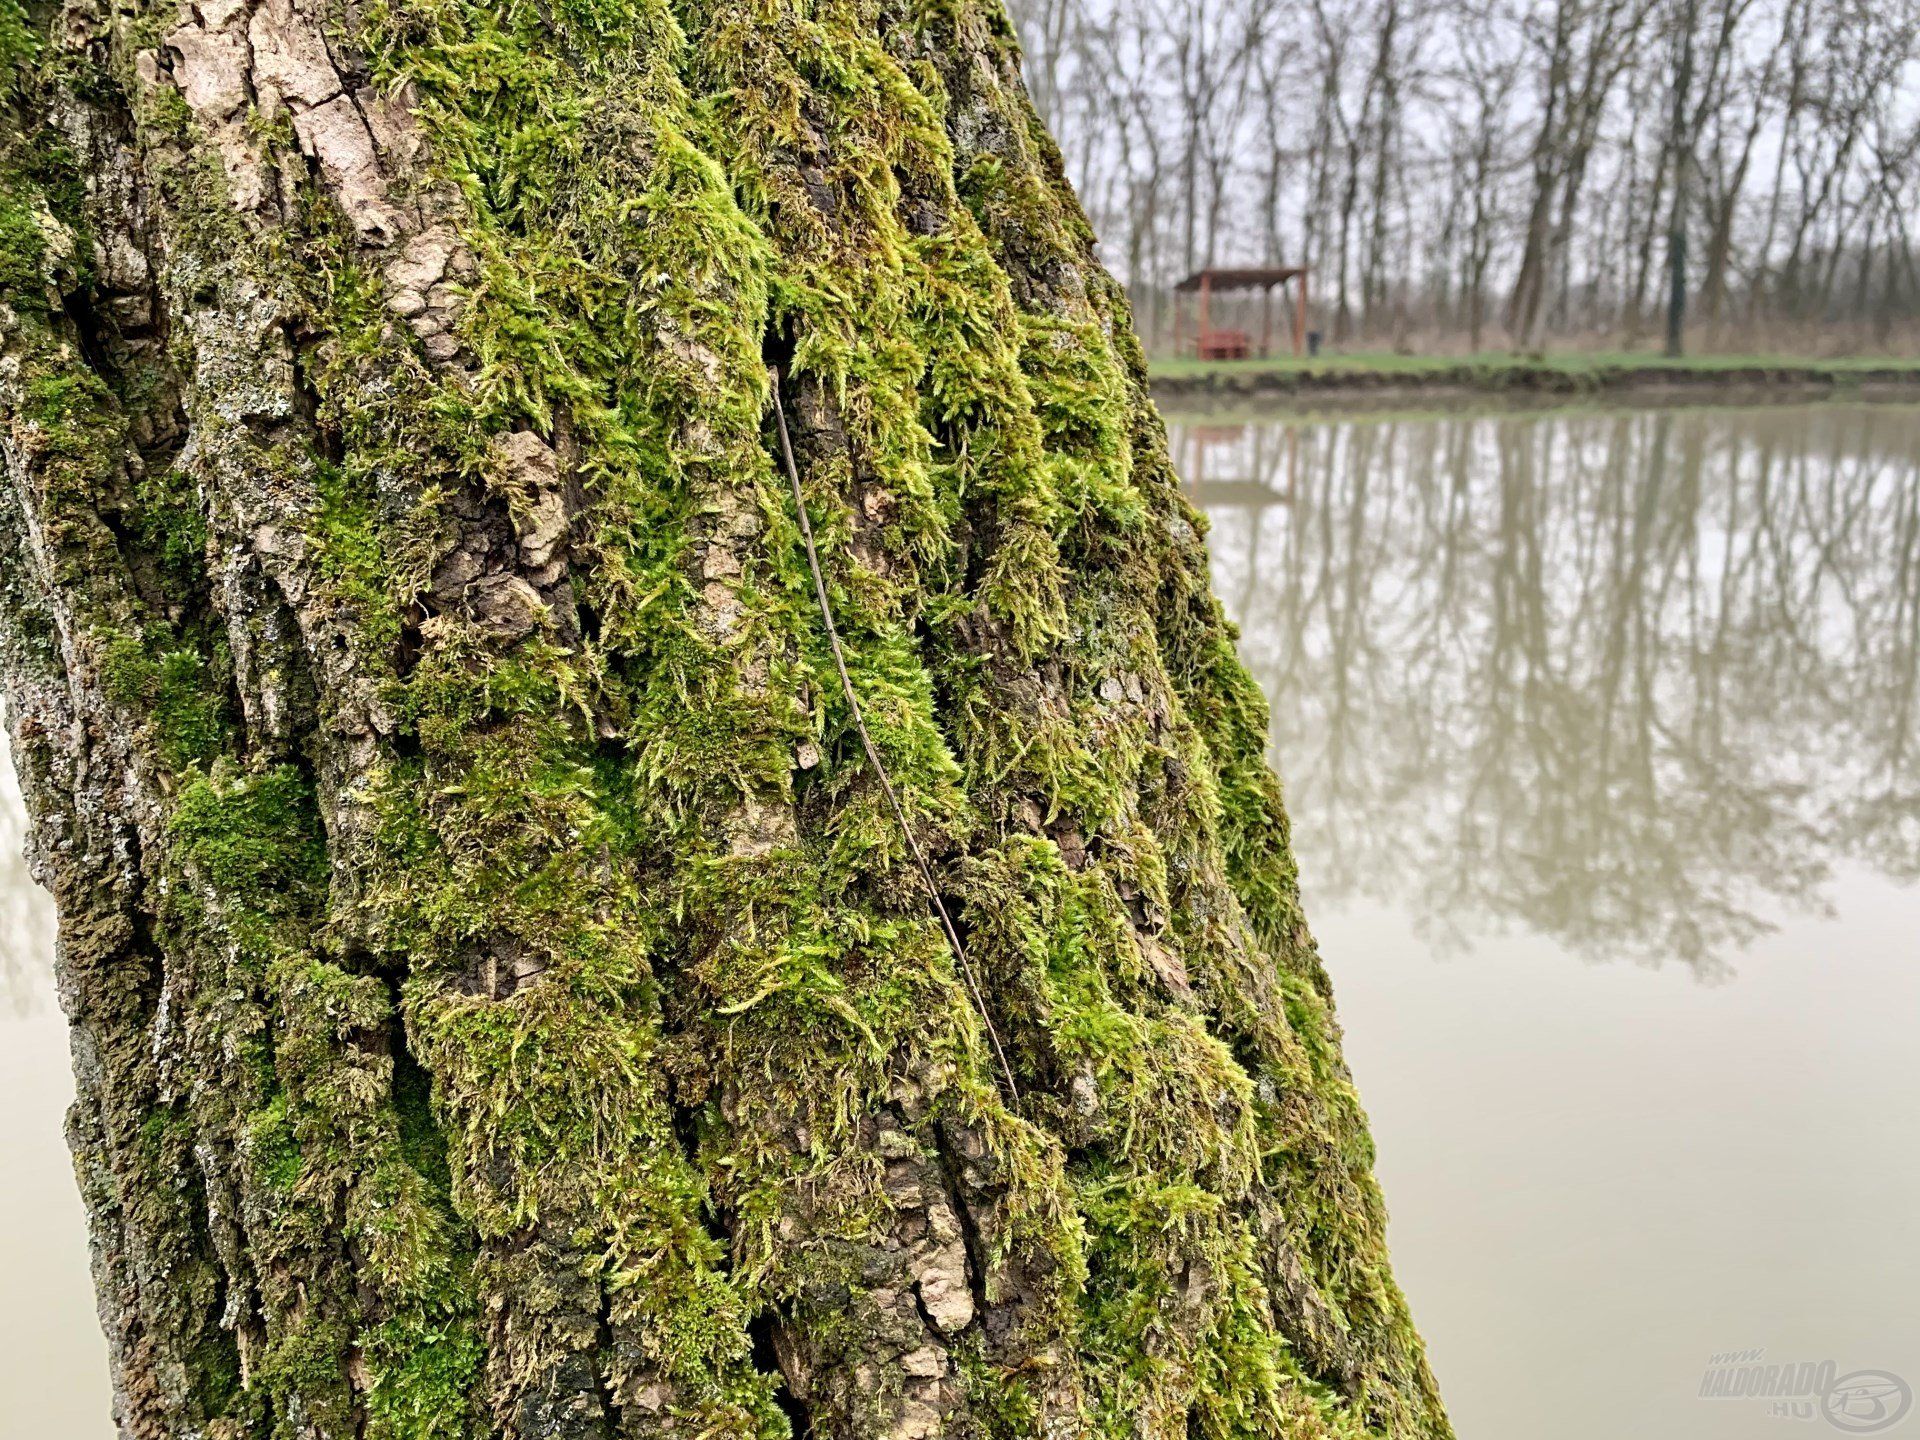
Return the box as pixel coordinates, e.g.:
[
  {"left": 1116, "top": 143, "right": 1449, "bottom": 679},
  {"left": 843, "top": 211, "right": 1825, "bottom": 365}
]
[
  {"left": 312, "top": 457, "right": 407, "bottom": 654},
  {"left": 0, "top": 127, "right": 84, "bottom": 271},
  {"left": 363, "top": 1302, "right": 487, "bottom": 1440},
  {"left": 169, "top": 764, "right": 327, "bottom": 907},
  {"left": 0, "top": 0, "right": 35, "bottom": 80},
  {"left": 0, "top": 188, "right": 48, "bottom": 308},
  {"left": 245, "top": 1093, "right": 306, "bottom": 1193},
  {"left": 339, "top": 0, "right": 1422, "bottom": 1416},
  {"left": 129, "top": 465, "right": 210, "bottom": 592},
  {"left": 257, "top": 1320, "right": 356, "bottom": 1429},
  {"left": 187, "top": 1328, "right": 247, "bottom": 1415},
  {"left": 98, "top": 631, "right": 231, "bottom": 769}
]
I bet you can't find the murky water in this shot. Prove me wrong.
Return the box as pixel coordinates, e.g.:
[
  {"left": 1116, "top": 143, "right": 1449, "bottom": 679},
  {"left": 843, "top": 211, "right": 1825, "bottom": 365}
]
[
  {"left": 3, "top": 401, "right": 1917, "bottom": 1438},
  {"left": 0, "top": 733, "right": 107, "bottom": 1438},
  {"left": 1178, "top": 400, "right": 1920, "bottom": 1439}
]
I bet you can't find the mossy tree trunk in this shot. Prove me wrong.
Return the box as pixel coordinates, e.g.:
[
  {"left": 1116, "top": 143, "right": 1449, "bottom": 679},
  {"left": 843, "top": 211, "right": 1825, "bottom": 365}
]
[{"left": 0, "top": 0, "right": 1449, "bottom": 1434}]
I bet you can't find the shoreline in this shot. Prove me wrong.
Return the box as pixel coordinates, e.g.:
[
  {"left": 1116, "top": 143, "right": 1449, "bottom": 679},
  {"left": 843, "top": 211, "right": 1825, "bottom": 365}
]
[{"left": 1147, "top": 357, "right": 1920, "bottom": 410}]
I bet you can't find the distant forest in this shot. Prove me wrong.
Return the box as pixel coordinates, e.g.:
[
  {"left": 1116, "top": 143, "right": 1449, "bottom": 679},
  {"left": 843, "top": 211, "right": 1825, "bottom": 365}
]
[{"left": 1006, "top": 0, "right": 1920, "bottom": 353}]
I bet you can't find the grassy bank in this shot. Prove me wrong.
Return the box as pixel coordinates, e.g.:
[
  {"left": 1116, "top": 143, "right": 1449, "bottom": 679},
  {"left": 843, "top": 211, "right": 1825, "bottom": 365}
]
[{"left": 1149, "top": 350, "right": 1920, "bottom": 404}]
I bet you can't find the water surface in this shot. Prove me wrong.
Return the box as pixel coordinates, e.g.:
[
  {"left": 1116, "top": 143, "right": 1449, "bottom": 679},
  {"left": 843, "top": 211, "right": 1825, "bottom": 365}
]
[
  {"left": 0, "top": 736, "right": 106, "bottom": 1439},
  {"left": 1178, "top": 400, "right": 1920, "bottom": 1439},
  {"left": 3, "top": 400, "right": 1917, "bottom": 1438}
]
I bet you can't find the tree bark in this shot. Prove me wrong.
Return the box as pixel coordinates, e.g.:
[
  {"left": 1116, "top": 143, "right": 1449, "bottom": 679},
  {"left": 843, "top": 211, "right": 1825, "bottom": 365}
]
[{"left": 0, "top": 0, "right": 1450, "bottom": 1438}]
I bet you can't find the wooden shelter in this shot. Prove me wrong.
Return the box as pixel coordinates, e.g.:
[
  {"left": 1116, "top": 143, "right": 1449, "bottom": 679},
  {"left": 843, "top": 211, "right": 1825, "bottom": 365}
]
[{"left": 1172, "top": 266, "right": 1309, "bottom": 359}]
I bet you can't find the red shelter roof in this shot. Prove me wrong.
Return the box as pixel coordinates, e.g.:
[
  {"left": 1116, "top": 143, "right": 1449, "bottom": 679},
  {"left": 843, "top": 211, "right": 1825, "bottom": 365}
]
[{"left": 1174, "top": 267, "right": 1306, "bottom": 292}]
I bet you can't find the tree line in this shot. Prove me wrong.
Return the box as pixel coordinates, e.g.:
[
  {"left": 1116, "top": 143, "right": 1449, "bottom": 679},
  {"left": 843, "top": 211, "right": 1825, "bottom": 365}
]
[{"left": 1009, "top": 0, "right": 1920, "bottom": 353}]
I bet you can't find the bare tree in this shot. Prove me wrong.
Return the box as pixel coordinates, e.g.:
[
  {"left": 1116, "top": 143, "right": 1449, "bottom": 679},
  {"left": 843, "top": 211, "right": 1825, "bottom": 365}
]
[{"left": 1002, "top": 0, "right": 1920, "bottom": 353}]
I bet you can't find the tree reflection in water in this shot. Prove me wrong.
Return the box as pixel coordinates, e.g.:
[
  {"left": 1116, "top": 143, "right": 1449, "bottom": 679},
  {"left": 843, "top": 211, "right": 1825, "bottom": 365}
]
[
  {"left": 1179, "top": 402, "right": 1920, "bottom": 974},
  {"left": 1, "top": 727, "right": 55, "bottom": 1014}
]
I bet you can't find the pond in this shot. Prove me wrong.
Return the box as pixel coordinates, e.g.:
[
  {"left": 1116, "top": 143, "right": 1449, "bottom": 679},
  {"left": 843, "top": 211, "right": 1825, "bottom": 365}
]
[
  {"left": 1174, "top": 398, "right": 1920, "bottom": 1439},
  {"left": 3, "top": 399, "right": 1917, "bottom": 1438}
]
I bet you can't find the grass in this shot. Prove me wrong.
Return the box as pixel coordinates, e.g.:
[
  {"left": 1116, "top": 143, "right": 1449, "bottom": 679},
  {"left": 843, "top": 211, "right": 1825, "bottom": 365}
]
[{"left": 1149, "top": 349, "right": 1920, "bottom": 381}]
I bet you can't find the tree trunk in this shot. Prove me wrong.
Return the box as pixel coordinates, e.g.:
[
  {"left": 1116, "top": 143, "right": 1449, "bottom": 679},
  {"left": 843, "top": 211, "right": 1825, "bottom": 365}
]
[
  {"left": 0, "top": 1, "right": 1449, "bottom": 1438},
  {"left": 1663, "top": 0, "right": 1697, "bottom": 358}
]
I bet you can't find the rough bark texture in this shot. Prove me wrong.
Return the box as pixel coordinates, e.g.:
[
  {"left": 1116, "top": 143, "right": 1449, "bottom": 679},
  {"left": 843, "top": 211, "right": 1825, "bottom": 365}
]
[{"left": 0, "top": 0, "right": 1450, "bottom": 1436}]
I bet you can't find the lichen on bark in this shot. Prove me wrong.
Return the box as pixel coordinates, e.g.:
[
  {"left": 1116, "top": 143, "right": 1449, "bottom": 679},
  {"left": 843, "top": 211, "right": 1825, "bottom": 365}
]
[{"left": 0, "top": 0, "right": 1451, "bottom": 1435}]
